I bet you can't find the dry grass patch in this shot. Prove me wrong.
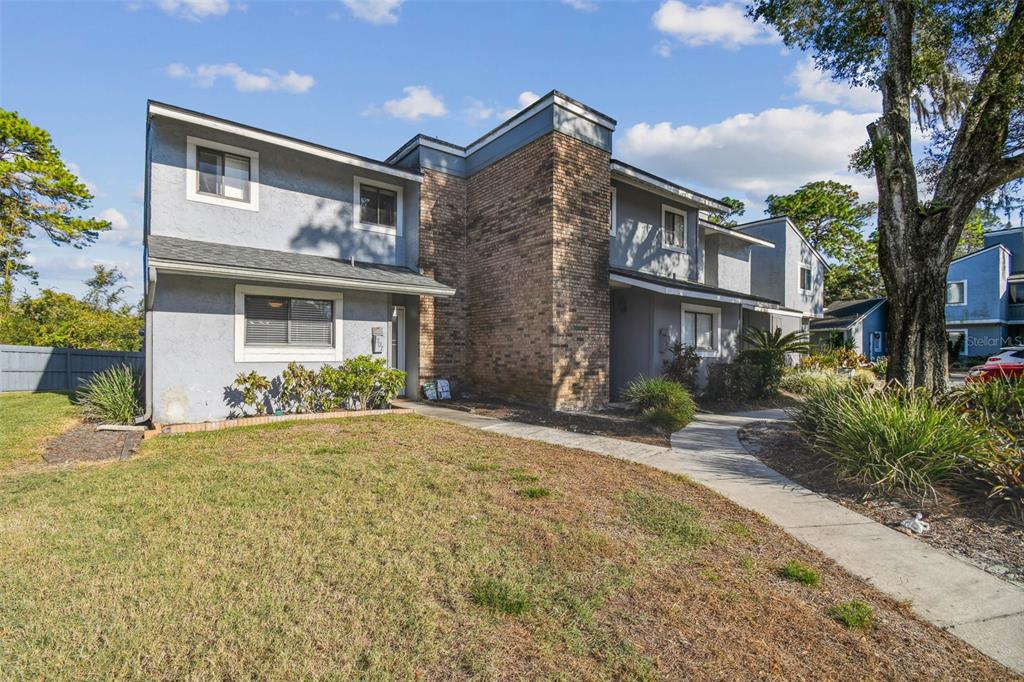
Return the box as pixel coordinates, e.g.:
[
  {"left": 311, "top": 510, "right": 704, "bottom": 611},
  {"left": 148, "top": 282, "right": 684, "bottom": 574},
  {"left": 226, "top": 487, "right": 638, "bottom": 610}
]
[{"left": 0, "top": 414, "right": 1014, "bottom": 679}]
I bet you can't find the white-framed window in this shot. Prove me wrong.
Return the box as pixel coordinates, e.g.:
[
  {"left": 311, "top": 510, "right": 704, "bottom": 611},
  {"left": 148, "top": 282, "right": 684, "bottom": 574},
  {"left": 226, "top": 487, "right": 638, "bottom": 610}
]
[
  {"left": 662, "top": 205, "right": 687, "bottom": 252},
  {"left": 800, "top": 265, "right": 813, "bottom": 291},
  {"left": 681, "top": 302, "right": 721, "bottom": 357},
  {"left": 610, "top": 187, "right": 617, "bottom": 236},
  {"left": 354, "top": 176, "right": 403, "bottom": 235},
  {"left": 186, "top": 136, "right": 259, "bottom": 211},
  {"left": 946, "top": 329, "right": 968, "bottom": 356},
  {"left": 946, "top": 280, "right": 967, "bottom": 305},
  {"left": 871, "top": 330, "right": 883, "bottom": 354},
  {"left": 1011, "top": 282, "right": 1024, "bottom": 304},
  {"left": 234, "top": 284, "right": 344, "bottom": 362}
]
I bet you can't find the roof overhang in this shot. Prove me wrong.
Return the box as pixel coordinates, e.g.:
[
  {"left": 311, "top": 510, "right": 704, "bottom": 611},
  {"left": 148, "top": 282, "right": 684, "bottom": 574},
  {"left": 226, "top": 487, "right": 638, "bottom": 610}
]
[
  {"left": 148, "top": 101, "right": 421, "bottom": 183},
  {"left": 610, "top": 271, "right": 798, "bottom": 313},
  {"left": 148, "top": 257, "right": 456, "bottom": 297},
  {"left": 610, "top": 161, "right": 730, "bottom": 213},
  {"left": 698, "top": 220, "right": 775, "bottom": 248}
]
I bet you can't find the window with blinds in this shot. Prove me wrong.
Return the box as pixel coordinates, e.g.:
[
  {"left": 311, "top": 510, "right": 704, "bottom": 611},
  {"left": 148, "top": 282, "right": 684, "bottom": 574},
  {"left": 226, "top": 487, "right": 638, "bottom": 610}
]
[{"left": 244, "top": 296, "right": 333, "bottom": 347}]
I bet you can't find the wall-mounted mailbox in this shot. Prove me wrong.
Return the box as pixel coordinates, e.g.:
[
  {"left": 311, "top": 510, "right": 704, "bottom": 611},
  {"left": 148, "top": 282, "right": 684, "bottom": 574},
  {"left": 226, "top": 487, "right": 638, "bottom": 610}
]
[{"left": 371, "top": 326, "right": 385, "bottom": 354}]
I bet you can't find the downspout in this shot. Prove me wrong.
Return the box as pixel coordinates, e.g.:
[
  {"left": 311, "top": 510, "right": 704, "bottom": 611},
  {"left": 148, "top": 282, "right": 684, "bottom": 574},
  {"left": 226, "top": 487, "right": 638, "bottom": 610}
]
[{"left": 135, "top": 265, "right": 156, "bottom": 425}]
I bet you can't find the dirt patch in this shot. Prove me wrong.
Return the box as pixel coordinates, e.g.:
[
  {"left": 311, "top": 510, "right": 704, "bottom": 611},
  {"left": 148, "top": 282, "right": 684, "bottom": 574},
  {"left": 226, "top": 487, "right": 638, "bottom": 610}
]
[
  {"left": 739, "top": 420, "right": 1024, "bottom": 586},
  {"left": 43, "top": 425, "right": 142, "bottom": 465},
  {"left": 442, "top": 397, "right": 671, "bottom": 447}
]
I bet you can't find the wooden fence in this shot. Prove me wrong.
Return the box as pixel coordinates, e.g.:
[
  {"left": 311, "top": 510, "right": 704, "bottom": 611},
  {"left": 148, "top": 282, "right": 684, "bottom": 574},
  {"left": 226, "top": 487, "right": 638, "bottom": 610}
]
[{"left": 0, "top": 344, "right": 143, "bottom": 392}]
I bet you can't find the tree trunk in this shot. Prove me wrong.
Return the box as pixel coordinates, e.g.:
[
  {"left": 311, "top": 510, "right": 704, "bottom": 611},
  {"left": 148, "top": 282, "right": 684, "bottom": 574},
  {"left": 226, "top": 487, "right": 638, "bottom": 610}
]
[{"left": 883, "top": 256, "right": 951, "bottom": 391}]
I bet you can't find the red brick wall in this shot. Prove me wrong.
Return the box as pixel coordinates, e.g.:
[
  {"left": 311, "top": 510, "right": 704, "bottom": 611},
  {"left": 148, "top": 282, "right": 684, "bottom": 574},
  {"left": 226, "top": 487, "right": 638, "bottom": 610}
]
[{"left": 418, "top": 169, "right": 468, "bottom": 388}]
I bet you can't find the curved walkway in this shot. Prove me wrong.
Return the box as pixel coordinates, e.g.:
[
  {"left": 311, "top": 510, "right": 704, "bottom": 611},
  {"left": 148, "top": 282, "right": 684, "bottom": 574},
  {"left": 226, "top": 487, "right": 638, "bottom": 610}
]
[{"left": 401, "top": 401, "right": 1024, "bottom": 673}]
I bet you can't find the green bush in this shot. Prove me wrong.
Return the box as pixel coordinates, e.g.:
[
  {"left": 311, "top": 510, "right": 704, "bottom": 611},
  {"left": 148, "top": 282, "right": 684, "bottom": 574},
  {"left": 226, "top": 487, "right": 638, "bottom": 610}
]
[
  {"left": 796, "top": 384, "right": 995, "bottom": 496},
  {"left": 75, "top": 365, "right": 141, "bottom": 424},
  {"left": 952, "top": 377, "right": 1024, "bottom": 444},
  {"left": 780, "top": 369, "right": 843, "bottom": 395},
  {"left": 623, "top": 376, "right": 696, "bottom": 431},
  {"left": 232, "top": 370, "right": 272, "bottom": 416},
  {"left": 281, "top": 362, "right": 323, "bottom": 413},
  {"left": 801, "top": 347, "right": 865, "bottom": 371},
  {"left": 327, "top": 355, "right": 406, "bottom": 410},
  {"left": 704, "top": 350, "right": 784, "bottom": 403},
  {"left": 871, "top": 356, "right": 888, "bottom": 378}
]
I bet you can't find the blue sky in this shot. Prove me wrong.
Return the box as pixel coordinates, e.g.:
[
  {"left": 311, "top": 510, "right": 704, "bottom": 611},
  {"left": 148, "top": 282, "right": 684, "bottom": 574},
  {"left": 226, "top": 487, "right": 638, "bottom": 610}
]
[{"left": 1, "top": 0, "right": 881, "bottom": 299}]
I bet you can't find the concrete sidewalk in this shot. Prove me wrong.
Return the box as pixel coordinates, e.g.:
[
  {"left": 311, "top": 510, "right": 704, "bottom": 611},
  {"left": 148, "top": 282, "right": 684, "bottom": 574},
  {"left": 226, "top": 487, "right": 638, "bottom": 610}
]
[{"left": 400, "top": 401, "right": 1024, "bottom": 673}]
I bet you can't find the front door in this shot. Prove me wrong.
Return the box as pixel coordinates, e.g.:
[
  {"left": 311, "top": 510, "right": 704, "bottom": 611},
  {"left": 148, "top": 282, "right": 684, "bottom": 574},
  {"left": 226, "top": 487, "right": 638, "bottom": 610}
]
[{"left": 391, "top": 306, "right": 406, "bottom": 395}]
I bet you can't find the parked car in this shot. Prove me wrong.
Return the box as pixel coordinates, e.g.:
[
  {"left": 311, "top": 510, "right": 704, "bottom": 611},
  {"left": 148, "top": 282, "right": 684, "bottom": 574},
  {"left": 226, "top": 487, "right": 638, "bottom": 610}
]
[{"left": 965, "top": 346, "right": 1024, "bottom": 382}]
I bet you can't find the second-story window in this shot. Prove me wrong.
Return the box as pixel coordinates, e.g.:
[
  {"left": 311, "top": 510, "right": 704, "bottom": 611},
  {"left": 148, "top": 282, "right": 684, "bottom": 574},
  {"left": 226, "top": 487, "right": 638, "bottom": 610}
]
[
  {"left": 1010, "top": 282, "right": 1024, "bottom": 304},
  {"left": 197, "top": 147, "right": 251, "bottom": 202},
  {"left": 663, "top": 207, "right": 686, "bottom": 250},
  {"left": 946, "top": 281, "right": 966, "bottom": 305},
  {"left": 800, "top": 266, "right": 812, "bottom": 291},
  {"left": 354, "top": 176, "right": 403, "bottom": 234},
  {"left": 186, "top": 136, "right": 259, "bottom": 211}
]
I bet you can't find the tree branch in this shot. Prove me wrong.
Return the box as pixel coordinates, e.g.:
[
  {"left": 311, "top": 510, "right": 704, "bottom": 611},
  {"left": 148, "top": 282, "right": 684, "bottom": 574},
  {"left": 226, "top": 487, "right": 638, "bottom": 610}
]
[{"left": 984, "top": 152, "right": 1024, "bottom": 193}]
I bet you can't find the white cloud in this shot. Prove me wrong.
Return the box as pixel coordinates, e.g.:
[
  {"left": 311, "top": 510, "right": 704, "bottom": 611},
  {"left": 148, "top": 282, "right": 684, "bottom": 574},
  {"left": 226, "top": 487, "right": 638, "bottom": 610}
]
[
  {"left": 97, "top": 208, "right": 142, "bottom": 246},
  {"left": 790, "top": 58, "right": 880, "bottom": 111},
  {"left": 370, "top": 86, "right": 447, "bottom": 120},
  {"left": 166, "top": 63, "right": 316, "bottom": 93},
  {"left": 153, "top": 0, "right": 233, "bottom": 21},
  {"left": 500, "top": 90, "right": 541, "bottom": 119},
  {"left": 654, "top": 40, "right": 673, "bottom": 58},
  {"left": 342, "top": 0, "right": 403, "bottom": 24},
  {"left": 618, "top": 105, "right": 878, "bottom": 206},
  {"left": 562, "top": 0, "right": 597, "bottom": 10},
  {"left": 652, "top": 1, "right": 777, "bottom": 49},
  {"left": 463, "top": 97, "right": 496, "bottom": 124}
]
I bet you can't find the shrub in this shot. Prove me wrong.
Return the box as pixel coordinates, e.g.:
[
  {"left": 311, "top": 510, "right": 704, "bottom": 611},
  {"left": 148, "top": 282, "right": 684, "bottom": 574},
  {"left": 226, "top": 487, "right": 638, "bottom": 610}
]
[
  {"left": 871, "top": 356, "right": 888, "bottom": 378},
  {"left": 952, "top": 377, "right": 1024, "bottom": 444},
  {"left": 778, "top": 560, "right": 821, "bottom": 587},
  {"left": 796, "top": 384, "right": 995, "bottom": 496},
  {"left": 470, "top": 578, "right": 531, "bottom": 615},
  {"left": 780, "top": 369, "right": 843, "bottom": 395},
  {"left": 75, "top": 365, "right": 141, "bottom": 424},
  {"left": 232, "top": 370, "right": 272, "bottom": 416},
  {"left": 334, "top": 355, "right": 406, "bottom": 409},
  {"left": 704, "top": 351, "right": 785, "bottom": 403},
  {"left": 801, "top": 347, "right": 866, "bottom": 371},
  {"left": 663, "top": 341, "right": 701, "bottom": 390},
  {"left": 281, "top": 362, "right": 323, "bottom": 413},
  {"left": 828, "top": 600, "right": 873, "bottom": 630},
  {"left": 623, "top": 376, "right": 696, "bottom": 431}
]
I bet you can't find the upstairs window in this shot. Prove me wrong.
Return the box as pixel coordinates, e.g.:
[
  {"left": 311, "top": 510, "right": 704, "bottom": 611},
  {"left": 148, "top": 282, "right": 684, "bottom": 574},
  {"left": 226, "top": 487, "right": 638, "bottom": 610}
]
[
  {"left": 800, "top": 266, "right": 812, "bottom": 291},
  {"left": 197, "top": 147, "right": 251, "bottom": 202},
  {"left": 946, "top": 281, "right": 967, "bottom": 305},
  {"left": 663, "top": 206, "right": 686, "bottom": 251},
  {"left": 1010, "top": 282, "right": 1024, "bottom": 304},
  {"left": 186, "top": 136, "right": 259, "bottom": 211},
  {"left": 355, "top": 176, "right": 403, "bottom": 234},
  {"left": 244, "top": 295, "right": 333, "bottom": 347}
]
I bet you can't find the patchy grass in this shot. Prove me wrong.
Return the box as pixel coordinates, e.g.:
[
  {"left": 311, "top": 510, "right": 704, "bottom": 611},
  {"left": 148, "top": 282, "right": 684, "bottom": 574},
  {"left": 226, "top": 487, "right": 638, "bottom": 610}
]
[
  {"left": 829, "top": 600, "right": 874, "bottom": 630},
  {"left": 517, "top": 486, "right": 551, "bottom": 499},
  {"left": 0, "top": 391, "right": 79, "bottom": 470},
  {"left": 0, "top": 414, "right": 1009, "bottom": 679},
  {"left": 779, "top": 560, "right": 821, "bottom": 587},
  {"left": 470, "top": 577, "right": 531, "bottom": 615}
]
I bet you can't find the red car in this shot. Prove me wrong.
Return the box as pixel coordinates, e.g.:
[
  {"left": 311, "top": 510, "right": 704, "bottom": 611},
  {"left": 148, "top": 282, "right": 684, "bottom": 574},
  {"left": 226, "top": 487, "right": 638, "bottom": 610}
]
[{"left": 966, "top": 346, "right": 1024, "bottom": 382}]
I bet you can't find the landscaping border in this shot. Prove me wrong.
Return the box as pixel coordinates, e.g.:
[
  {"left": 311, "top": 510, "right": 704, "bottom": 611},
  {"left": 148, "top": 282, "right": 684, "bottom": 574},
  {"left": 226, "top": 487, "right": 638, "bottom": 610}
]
[{"left": 158, "top": 407, "right": 414, "bottom": 435}]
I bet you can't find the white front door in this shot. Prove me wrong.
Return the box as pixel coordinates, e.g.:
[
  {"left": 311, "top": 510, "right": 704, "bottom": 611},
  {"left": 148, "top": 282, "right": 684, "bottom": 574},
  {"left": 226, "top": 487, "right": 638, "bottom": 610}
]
[{"left": 391, "top": 306, "right": 406, "bottom": 395}]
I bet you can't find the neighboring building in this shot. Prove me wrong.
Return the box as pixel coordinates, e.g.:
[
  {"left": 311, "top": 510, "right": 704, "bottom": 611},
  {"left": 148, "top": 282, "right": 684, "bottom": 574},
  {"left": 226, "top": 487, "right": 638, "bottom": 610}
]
[
  {"left": 143, "top": 91, "right": 824, "bottom": 423},
  {"left": 809, "top": 298, "right": 889, "bottom": 360},
  {"left": 945, "top": 227, "right": 1024, "bottom": 358}
]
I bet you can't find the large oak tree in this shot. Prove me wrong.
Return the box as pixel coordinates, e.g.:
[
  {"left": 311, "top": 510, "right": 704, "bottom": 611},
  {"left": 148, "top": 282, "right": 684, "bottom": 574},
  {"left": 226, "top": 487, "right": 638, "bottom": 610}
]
[{"left": 750, "top": 0, "right": 1024, "bottom": 390}]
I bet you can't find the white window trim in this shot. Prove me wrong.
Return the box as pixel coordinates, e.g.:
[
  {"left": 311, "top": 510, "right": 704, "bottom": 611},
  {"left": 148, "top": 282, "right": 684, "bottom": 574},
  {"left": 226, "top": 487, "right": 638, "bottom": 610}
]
[
  {"left": 354, "top": 176, "right": 404, "bottom": 236},
  {"left": 234, "top": 284, "right": 344, "bottom": 363},
  {"left": 681, "top": 302, "right": 721, "bottom": 357},
  {"left": 610, "top": 187, "right": 618, "bottom": 236},
  {"left": 946, "top": 279, "right": 968, "bottom": 306},
  {"left": 661, "top": 204, "right": 687, "bottom": 253},
  {"left": 946, "top": 328, "right": 969, "bottom": 356},
  {"left": 799, "top": 264, "right": 813, "bottom": 291},
  {"left": 186, "top": 136, "right": 259, "bottom": 211}
]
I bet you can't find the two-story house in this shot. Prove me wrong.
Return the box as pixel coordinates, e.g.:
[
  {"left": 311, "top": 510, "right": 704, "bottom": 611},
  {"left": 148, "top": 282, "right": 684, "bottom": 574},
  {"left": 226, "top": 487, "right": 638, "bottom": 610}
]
[
  {"left": 945, "top": 226, "right": 1024, "bottom": 358},
  {"left": 143, "top": 91, "right": 823, "bottom": 424}
]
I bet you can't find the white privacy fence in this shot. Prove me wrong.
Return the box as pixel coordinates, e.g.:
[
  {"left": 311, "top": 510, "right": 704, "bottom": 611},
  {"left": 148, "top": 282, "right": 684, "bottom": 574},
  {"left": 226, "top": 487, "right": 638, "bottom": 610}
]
[{"left": 0, "top": 344, "right": 143, "bottom": 392}]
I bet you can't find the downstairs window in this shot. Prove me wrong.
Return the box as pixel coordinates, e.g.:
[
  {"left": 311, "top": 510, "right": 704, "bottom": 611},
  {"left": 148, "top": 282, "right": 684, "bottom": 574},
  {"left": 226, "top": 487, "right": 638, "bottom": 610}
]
[{"left": 244, "top": 295, "right": 333, "bottom": 347}]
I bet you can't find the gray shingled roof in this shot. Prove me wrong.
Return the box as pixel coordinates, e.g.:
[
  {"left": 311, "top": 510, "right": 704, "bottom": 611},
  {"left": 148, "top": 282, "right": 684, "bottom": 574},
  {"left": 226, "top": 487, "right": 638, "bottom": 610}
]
[
  {"left": 809, "top": 298, "right": 886, "bottom": 331},
  {"left": 148, "top": 236, "right": 455, "bottom": 294}
]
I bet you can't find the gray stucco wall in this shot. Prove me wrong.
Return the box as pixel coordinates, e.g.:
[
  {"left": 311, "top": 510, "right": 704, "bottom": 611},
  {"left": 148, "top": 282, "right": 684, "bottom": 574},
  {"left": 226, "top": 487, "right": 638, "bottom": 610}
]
[
  {"left": 611, "top": 180, "right": 700, "bottom": 281},
  {"left": 151, "top": 274, "right": 412, "bottom": 424},
  {"left": 946, "top": 246, "right": 1008, "bottom": 324},
  {"left": 147, "top": 117, "right": 421, "bottom": 269},
  {"left": 711, "top": 236, "right": 752, "bottom": 294},
  {"left": 742, "top": 219, "right": 824, "bottom": 315}
]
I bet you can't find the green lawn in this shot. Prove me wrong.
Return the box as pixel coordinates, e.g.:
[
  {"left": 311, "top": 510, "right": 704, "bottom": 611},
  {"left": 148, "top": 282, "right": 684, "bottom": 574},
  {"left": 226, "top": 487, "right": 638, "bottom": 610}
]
[
  {"left": 0, "top": 407, "right": 1008, "bottom": 679},
  {"left": 0, "top": 391, "right": 79, "bottom": 469}
]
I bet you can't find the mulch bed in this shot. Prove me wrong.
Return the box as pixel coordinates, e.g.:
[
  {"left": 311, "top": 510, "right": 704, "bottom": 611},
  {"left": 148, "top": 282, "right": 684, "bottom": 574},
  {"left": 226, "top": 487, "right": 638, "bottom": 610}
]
[
  {"left": 441, "top": 397, "right": 671, "bottom": 447},
  {"left": 739, "top": 420, "right": 1024, "bottom": 586},
  {"left": 43, "top": 425, "right": 142, "bottom": 465}
]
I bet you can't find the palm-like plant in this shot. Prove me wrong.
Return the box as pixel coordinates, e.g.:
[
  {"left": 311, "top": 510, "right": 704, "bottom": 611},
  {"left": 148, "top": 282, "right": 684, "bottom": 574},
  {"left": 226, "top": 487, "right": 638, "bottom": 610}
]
[{"left": 742, "top": 327, "right": 811, "bottom": 355}]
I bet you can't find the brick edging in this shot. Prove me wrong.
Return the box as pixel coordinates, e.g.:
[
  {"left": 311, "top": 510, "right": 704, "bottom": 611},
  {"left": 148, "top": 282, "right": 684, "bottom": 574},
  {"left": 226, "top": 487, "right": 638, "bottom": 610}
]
[{"left": 158, "top": 407, "right": 415, "bottom": 435}]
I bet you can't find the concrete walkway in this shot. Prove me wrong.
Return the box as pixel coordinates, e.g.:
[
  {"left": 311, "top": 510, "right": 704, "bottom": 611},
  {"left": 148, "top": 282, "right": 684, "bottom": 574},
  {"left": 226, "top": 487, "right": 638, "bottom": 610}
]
[{"left": 401, "top": 401, "right": 1024, "bottom": 673}]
